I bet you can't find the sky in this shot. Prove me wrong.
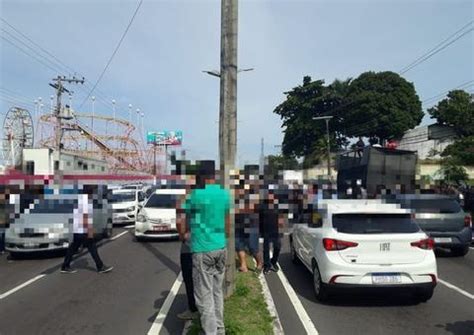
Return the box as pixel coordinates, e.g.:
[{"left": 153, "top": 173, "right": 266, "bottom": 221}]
[{"left": 0, "top": 0, "right": 473, "bottom": 167}]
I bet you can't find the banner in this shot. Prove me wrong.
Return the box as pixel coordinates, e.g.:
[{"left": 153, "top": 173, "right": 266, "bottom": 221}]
[{"left": 147, "top": 131, "right": 183, "bottom": 146}]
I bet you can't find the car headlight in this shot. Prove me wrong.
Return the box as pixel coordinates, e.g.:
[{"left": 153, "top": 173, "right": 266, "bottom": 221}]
[
  {"left": 137, "top": 214, "right": 147, "bottom": 222},
  {"left": 127, "top": 206, "right": 136, "bottom": 212}
]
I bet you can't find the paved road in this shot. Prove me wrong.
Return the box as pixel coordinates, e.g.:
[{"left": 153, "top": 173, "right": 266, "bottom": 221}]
[
  {"left": 0, "top": 228, "right": 189, "bottom": 335},
  {"left": 1, "top": 229, "right": 473, "bottom": 335},
  {"left": 265, "top": 238, "right": 474, "bottom": 335}
]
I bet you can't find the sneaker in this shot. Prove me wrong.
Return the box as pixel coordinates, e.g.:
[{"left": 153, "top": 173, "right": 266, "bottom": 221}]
[
  {"left": 61, "top": 267, "right": 77, "bottom": 274},
  {"left": 263, "top": 267, "right": 271, "bottom": 275},
  {"left": 271, "top": 263, "right": 280, "bottom": 272},
  {"left": 177, "top": 310, "right": 199, "bottom": 320},
  {"left": 98, "top": 265, "right": 113, "bottom": 273}
]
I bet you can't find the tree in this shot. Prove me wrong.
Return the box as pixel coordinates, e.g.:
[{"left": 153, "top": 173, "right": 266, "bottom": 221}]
[
  {"left": 273, "top": 76, "right": 349, "bottom": 162},
  {"left": 441, "top": 136, "right": 474, "bottom": 166},
  {"left": 342, "top": 71, "right": 423, "bottom": 143},
  {"left": 265, "top": 154, "right": 299, "bottom": 175},
  {"left": 438, "top": 158, "right": 469, "bottom": 186},
  {"left": 428, "top": 90, "right": 474, "bottom": 137}
]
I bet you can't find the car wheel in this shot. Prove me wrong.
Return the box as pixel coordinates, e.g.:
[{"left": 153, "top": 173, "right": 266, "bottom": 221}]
[
  {"left": 290, "top": 238, "right": 301, "bottom": 265},
  {"left": 103, "top": 227, "right": 113, "bottom": 239},
  {"left": 451, "top": 246, "right": 469, "bottom": 257},
  {"left": 312, "top": 263, "right": 329, "bottom": 302},
  {"left": 415, "top": 287, "right": 434, "bottom": 303}
]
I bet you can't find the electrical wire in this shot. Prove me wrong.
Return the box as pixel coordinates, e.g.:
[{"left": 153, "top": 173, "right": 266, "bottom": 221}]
[{"left": 78, "top": 0, "right": 144, "bottom": 110}]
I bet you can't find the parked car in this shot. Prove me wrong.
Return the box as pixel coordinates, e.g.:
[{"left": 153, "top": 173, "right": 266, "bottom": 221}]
[
  {"left": 388, "top": 194, "right": 471, "bottom": 256},
  {"left": 290, "top": 199, "right": 437, "bottom": 302},
  {"left": 110, "top": 189, "right": 146, "bottom": 225},
  {"left": 135, "top": 189, "right": 186, "bottom": 240},
  {"left": 5, "top": 194, "right": 112, "bottom": 255}
]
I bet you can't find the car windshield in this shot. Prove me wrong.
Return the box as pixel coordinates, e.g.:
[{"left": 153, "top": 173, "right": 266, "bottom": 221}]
[
  {"left": 110, "top": 192, "right": 135, "bottom": 203},
  {"left": 145, "top": 194, "right": 180, "bottom": 209},
  {"left": 399, "top": 199, "right": 461, "bottom": 214},
  {"left": 29, "top": 199, "right": 77, "bottom": 214},
  {"left": 332, "top": 213, "right": 420, "bottom": 234}
]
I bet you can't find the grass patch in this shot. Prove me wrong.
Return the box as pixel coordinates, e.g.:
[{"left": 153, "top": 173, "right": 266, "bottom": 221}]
[{"left": 188, "top": 258, "right": 274, "bottom": 335}]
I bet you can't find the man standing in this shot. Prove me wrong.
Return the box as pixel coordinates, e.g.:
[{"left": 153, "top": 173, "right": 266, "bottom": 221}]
[
  {"left": 261, "top": 186, "right": 283, "bottom": 275},
  {"left": 181, "top": 164, "right": 231, "bottom": 335},
  {"left": 61, "top": 186, "right": 113, "bottom": 274}
]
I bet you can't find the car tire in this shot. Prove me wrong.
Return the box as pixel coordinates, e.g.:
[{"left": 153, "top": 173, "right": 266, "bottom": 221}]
[
  {"left": 415, "top": 287, "right": 434, "bottom": 303},
  {"left": 134, "top": 236, "right": 142, "bottom": 242},
  {"left": 451, "top": 246, "right": 469, "bottom": 257},
  {"left": 103, "top": 227, "right": 113, "bottom": 239},
  {"left": 290, "top": 238, "right": 301, "bottom": 265},
  {"left": 312, "top": 262, "right": 329, "bottom": 302}
]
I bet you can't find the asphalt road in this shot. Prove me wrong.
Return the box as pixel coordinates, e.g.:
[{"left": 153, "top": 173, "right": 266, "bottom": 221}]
[
  {"left": 266, "top": 238, "right": 474, "bottom": 335},
  {"left": 0, "top": 228, "right": 188, "bottom": 335},
  {"left": 0, "top": 229, "right": 473, "bottom": 335}
]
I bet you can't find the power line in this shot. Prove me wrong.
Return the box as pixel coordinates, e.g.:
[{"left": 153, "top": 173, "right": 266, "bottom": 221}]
[
  {"left": 78, "top": 0, "right": 144, "bottom": 109},
  {"left": 422, "top": 80, "right": 474, "bottom": 104},
  {"left": 399, "top": 20, "right": 473, "bottom": 74},
  {"left": 1, "top": 17, "right": 133, "bottom": 119}
]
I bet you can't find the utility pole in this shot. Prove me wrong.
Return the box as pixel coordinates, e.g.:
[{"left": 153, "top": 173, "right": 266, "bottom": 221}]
[
  {"left": 313, "top": 116, "right": 333, "bottom": 177},
  {"left": 220, "top": 0, "right": 238, "bottom": 298},
  {"left": 259, "top": 137, "right": 264, "bottom": 174},
  {"left": 49, "top": 76, "right": 84, "bottom": 154}
]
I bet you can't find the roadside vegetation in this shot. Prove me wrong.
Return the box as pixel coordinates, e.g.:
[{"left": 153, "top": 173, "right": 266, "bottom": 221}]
[{"left": 188, "top": 260, "right": 274, "bottom": 335}]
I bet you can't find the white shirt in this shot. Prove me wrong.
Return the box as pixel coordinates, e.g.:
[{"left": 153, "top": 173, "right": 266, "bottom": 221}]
[{"left": 73, "top": 194, "right": 93, "bottom": 234}]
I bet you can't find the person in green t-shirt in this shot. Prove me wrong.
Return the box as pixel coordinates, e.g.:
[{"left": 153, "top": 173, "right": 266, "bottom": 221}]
[{"left": 177, "top": 165, "right": 231, "bottom": 335}]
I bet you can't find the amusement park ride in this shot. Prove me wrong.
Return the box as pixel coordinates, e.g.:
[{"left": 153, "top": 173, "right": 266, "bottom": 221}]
[{"left": 1, "top": 77, "right": 160, "bottom": 174}]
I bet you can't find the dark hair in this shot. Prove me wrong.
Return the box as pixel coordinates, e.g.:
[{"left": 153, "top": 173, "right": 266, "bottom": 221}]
[{"left": 195, "top": 160, "right": 215, "bottom": 188}]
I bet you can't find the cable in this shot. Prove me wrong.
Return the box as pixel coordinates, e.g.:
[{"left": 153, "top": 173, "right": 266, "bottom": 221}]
[
  {"left": 422, "top": 80, "right": 474, "bottom": 104},
  {"left": 399, "top": 25, "right": 473, "bottom": 74},
  {"left": 78, "top": 0, "right": 144, "bottom": 110},
  {"left": 399, "top": 20, "right": 473, "bottom": 73}
]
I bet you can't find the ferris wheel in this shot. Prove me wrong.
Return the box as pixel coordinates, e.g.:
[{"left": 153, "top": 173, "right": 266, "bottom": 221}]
[{"left": 2, "top": 107, "right": 34, "bottom": 167}]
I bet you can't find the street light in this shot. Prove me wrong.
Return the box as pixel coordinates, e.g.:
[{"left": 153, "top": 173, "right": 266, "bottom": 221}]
[
  {"left": 313, "top": 116, "right": 333, "bottom": 177},
  {"left": 202, "top": 68, "right": 254, "bottom": 78}
]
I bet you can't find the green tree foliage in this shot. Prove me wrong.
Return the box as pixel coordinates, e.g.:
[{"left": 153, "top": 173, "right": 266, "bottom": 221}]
[
  {"left": 342, "top": 71, "right": 423, "bottom": 143},
  {"left": 428, "top": 90, "right": 474, "bottom": 137},
  {"left": 438, "top": 158, "right": 469, "bottom": 186},
  {"left": 265, "top": 154, "right": 300, "bottom": 174},
  {"left": 273, "top": 76, "right": 349, "bottom": 161},
  {"left": 441, "top": 136, "right": 474, "bottom": 166}
]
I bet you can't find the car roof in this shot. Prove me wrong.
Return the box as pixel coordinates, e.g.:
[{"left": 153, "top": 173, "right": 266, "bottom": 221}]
[
  {"left": 318, "top": 199, "right": 411, "bottom": 215},
  {"left": 154, "top": 189, "right": 186, "bottom": 195}
]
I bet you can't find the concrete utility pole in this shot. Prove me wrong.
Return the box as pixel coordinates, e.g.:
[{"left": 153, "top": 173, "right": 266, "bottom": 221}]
[
  {"left": 259, "top": 137, "right": 264, "bottom": 174},
  {"left": 220, "top": 0, "right": 238, "bottom": 298},
  {"left": 49, "top": 76, "right": 84, "bottom": 153},
  {"left": 313, "top": 116, "right": 333, "bottom": 177}
]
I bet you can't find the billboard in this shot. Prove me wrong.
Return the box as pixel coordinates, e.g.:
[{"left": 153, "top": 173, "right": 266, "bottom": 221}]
[{"left": 147, "top": 131, "right": 183, "bottom": 146}]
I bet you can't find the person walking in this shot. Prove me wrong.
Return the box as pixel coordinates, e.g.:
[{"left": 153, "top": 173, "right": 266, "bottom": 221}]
[
  {"left": 61, "top": 186, "right": 113, "bottom": 274},
  {"left": 181, "top": 163, "right": 231, "bottom": 335},
  {"left": 261, "top": 186, "right": 283, "bottom": 275}
]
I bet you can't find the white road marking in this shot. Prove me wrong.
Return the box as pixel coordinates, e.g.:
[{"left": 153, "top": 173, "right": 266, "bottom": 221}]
[
  {"left": 0, "top": 274, "right": 46, "bottom": 300},
  {"left": 259, "top": 271, "right": 284, "bottom": 334},
  {"left": 124, "top": 225, "right": 135, "bottom": 229},
  {"left": 148, "top": 272, "right": 183, "bottom": 335},
  {"left": 269, "top": 251, "right": 319, "bottom": 334},
  {"left": 469, "top": 247, "right": 474, "bottom": 250},
  {"left": 110, "top": 231, "right": 129, "bottom": 241},
  {"left": 1, "top": 231, "right": 128, "bottom": 301},
  {"left": 182, "top": 320, "right": 193, "bottom": 335},
  {"left": 439, "top": 278, "right": 474, "bottom": 300}
]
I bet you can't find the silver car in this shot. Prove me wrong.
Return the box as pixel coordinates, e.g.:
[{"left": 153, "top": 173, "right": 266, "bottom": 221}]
[
  {"left": 392, "top": 194, "right": 471, "bottom": 256},
  {"left": 5, "top": 194, "right": 112, "bottom": 255}
]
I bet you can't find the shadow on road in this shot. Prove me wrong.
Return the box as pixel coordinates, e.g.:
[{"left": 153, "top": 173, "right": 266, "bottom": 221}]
[
  {"left": 279, "top": 252, "right": 420, "bottom": 308},
  {"left": 7, "top": 249, "right": 66, "bottom": 260},
  {"left": 436, "top": 320, "right": 474, "bottom": 335},
  {"left": 138, "top": 240, "right": 181, "bottom": 275}
]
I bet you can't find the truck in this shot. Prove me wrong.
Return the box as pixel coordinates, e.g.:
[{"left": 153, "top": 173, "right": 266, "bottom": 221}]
[{"left": 336, "top": 146, "right": 417, "bottom": 198}]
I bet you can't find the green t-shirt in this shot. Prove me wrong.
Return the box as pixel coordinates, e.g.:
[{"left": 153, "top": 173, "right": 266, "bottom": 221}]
[{"left": 184, "top": 184, "right": 230, "bottom": 253}]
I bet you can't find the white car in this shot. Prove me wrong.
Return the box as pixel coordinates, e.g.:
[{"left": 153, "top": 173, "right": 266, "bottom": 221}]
[
  {"left": 290, "top": 199, "right": 437, "bottom": 302},
  {"left": 135, "top": 189, "right": 186, "bottom": 240},
  {"left": 110, "top": 189, "right": 146, "bottom": 225}
]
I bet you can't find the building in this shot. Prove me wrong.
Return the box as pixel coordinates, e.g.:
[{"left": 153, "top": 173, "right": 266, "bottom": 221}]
[
  {"left": 22, "top": 148, "right": 108, "bottom": 175},
  {"left": 397, "top": 124, "right": 456, "bottom": 160}
]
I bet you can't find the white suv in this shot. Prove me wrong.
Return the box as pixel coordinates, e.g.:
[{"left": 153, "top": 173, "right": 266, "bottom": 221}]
[
  {"left": 290, "top": 199, "right": 437, "bottom": 302},
  {"left": 110, "top": 189, "right": 145, "bottom": 225}
]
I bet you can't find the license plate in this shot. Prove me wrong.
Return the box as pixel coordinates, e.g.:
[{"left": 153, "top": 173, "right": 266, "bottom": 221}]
[
  {"left": 153, "top": 225, "right": 170, "bottom": 231},
  {"left": 434, "top": 237, "right": 452, "bottom": 243},
  {"left": 372, "top": 273, "right": 402, "bottom": 284}
]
